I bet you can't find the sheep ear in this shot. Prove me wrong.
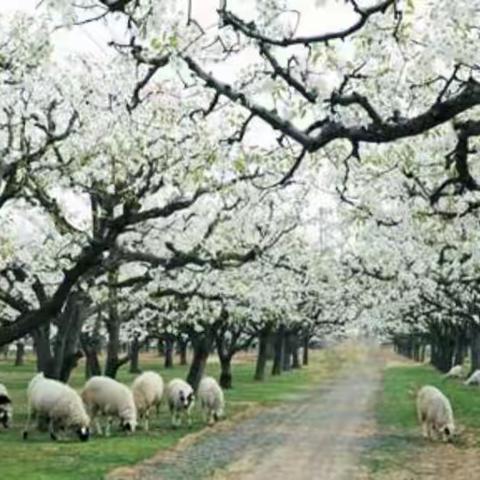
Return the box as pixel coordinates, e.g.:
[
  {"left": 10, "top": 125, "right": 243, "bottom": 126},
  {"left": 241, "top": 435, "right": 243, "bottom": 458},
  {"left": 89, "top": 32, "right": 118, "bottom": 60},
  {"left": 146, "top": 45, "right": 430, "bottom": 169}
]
[{"left": 0, "top": 395, "right": 11, "bottom": 405}]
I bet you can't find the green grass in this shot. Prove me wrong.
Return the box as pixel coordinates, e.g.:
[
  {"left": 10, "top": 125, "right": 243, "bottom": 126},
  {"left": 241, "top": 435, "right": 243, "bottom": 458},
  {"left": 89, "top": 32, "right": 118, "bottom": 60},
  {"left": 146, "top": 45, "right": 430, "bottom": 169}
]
[
  {"left": 0, "top": 350, "right": 335, "bottom": 480},
  {"left": 366, "top": 361, "right": 480, "bottom": 475},
  {"left": 379, "top": 363, "right": 480, "bottom": 430}
]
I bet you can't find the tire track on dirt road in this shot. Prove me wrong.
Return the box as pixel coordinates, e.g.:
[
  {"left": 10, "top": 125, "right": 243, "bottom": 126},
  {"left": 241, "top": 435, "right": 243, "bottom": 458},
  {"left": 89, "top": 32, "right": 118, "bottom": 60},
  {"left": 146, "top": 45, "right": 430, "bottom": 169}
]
[{"left": 109, "top": 346, "right": 384, "bottom": 480}]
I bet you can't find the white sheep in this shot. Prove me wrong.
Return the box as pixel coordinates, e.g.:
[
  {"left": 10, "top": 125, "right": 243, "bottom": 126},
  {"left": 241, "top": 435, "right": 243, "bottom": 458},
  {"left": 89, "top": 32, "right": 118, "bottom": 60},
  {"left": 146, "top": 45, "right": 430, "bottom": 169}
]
[
  {"left": 132, "top": 371, "right": 164, "bottom": 431},
  {"left": 166, "top": 378, "right": 195, "bottom": 428},
  {"left": 23, "top": 373, "right": 90, "bottom": 441},
  {"left": 464, "top": 369, "right": 480, "bottom": 386},
  {"left": 416, "top": 385, "right": 455, "bottom": 442},
  {"left": 82, "top": 376, "right": 137, "bottom": 436},
  {"left": 198, "top": 376, "right": 225, "bottom": 425},
  {"left": 0, "top": 383, "right": 12, "bottom": 429},
  {"left": 444, "top": 364, "right": 463, "bottom": 378}
]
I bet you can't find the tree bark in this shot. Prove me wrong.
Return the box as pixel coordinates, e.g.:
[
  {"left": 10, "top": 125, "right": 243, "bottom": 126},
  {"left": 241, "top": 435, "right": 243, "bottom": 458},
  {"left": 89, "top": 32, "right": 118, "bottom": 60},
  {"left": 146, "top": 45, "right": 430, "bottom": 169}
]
[
  {"left": 179, "top": 339, "right": 188, "bottom": 365},
  {"left": 103, "top": 270, "right": 129, "bottom": 379},
  {"left": 254, "top": 327, "right": 271, "bottom": 381},
  {"left": 291, "top": 332, "right": 301, "bottom": 369},
  {"left": 104, "top": 318, "right": 122, "bottom": 378},
  {"left": 14, "top": 341, "right": 25, "bottom": 366},
  {"left": 419, "top": 342, "right": 426, "bottom": 363},
  {"left": 164, "top": 336, "right": 174, "bottom": 368},
  {"left": 430, "top": 327, "right": 455, "bottom": 373},
  {"left": 186, "top": 332, "right": 213, "bottom": 390},
  {"left": 470, "top": 323, "right": 480, "bottom": 375},
  {"left": 157, "top": 337, "right": 164, "bottom": 357},
  {"left": 32, "top": 323, "right": 52, "bottom": 373},
  {"left": 219, "top": 355, "right": 233, "bottom": 389},
  {"left": 282, "top": 329, "right": 293, "bottom": 371},
  {"left": 302, "top": 333, "right": 309, "bottom": 366},
  {"left": 84, "top": 344, "right": 101, "bottom": 379},
  {"left": 271, "top": 324, "right": 285, "bottom": 376},
  {"left": 49, "top": 292, "right": 89, "bottom": 382},
  {"left": 80, "top": 321, "right": 102, "bottom": 379},
  {"left": 129, "top": 335, "right": 142, "bottom": 374},
  {"left": 453, "top": 329, "right": 467, "bottom": 366},
  {"left": 0, "top": 345, "right": 7, "bottom": 359}
]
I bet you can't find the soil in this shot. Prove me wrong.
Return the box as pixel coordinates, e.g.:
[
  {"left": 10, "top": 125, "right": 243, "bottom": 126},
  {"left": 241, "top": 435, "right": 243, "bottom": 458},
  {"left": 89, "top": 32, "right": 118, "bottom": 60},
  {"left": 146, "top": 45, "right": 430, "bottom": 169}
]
[{"left": 108, "top": 346, "right": 384, "bottom": 480}]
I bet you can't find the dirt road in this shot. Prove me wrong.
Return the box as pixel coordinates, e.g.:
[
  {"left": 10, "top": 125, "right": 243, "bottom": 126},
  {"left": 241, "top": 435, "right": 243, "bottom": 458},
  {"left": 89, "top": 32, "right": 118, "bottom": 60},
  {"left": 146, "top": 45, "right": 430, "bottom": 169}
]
[{"left": 109, "top": 347, "right": 384, "bottom": 480}]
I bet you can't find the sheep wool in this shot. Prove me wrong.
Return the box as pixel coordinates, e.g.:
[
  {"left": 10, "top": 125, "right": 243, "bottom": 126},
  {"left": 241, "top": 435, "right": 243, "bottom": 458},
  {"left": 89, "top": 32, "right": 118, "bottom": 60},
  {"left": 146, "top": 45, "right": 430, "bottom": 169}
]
[
  {"left": 444, "top": 365, "right": 463, "bottom": 378},
  {"left": 0, "top": 383, "right": 12, "bottom": 429},
  {"left": 23, "top": 373, "right": 90, "bottom": 442},
  {"left": 82, "top": 376, "right": 137, "bottom": 436},
  {"left": 465, "top": 369, "right": 480, "bottom": 386},
  {"left": 198, "top": 376, "right": 225, "bottom": 425},
  {"left": 132, "top": 371, "right": 164, "bottom": 431},
  {"left": 166, "top": 378, "right": 195, "bottom": 428},
  {"left": 416, "top": 385, "right": 455, "bottom": 442}
]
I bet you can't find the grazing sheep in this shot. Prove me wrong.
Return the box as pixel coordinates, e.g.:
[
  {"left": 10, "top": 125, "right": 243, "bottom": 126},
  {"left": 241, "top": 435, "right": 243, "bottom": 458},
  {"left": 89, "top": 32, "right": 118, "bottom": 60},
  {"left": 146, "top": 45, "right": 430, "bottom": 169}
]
[
  {"left": 82, "top": 376, "right": 137, "bottom": 436},
  {"left": 0, "top": 383, "right": 12, "bottom": 429},
  {"left": 417, "top": 385, "right": 455, "bottom": 442},
  {"left": 23, "top": 373, "right": 90, "bottom": 442},
  {"left": 445, "top": 365, "right": 463, "bottom": 378},
  {"left": 132, "top": 371, "right": 164, "bottom": 431},
  {"left": 166, "top": 378, "right": 194, "bottom": 428},
  {"left": 198, "top": 376, "right": 225, "bottom": 425},
  {"left": 464, "top": 369, "right": 480, "bottom": 386}
]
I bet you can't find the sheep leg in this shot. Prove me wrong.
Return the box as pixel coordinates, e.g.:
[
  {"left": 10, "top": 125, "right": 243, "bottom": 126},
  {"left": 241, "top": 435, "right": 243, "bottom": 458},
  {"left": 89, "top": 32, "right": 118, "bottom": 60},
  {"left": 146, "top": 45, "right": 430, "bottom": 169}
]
[
  {"left": 94, "top": 417, "right": 103, "bottom": 436},
  {"left": 208, "top": 409, "right": 214, "bottom": 426},
  {"left": 22, "top": 405, "right": 35, "bottom": 440},
  {"left": 91, "top": 411, "right": 103, "bottom": 435},
  {"left": 171, "top": 410, "right": 179, "bottom": 428},
  {"left": 49, "top": 419, "right": 58, "bottom": 441},
  {"left": 144, "top": 408, "right": 150, "bottom": 432},
  {"left": 105, "top": 417, "right": 112, "bottom": 437},
  {"left": 421, "top": 421, "right": 429, "bottom": 439}
]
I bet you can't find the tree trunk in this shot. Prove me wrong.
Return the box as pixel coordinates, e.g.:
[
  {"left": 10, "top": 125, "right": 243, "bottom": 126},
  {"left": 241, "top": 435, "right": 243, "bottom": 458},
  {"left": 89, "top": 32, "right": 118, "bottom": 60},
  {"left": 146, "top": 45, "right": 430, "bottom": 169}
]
[
  {"left": 254, "top": 327, "right": 270, "bottom": 381},
  {"left": 291, "top": 332, "right": 301, "bottom": 369},
  {"left": 419, "top": 342, "right": 426, "bottom": 363},
  {"left": 80, "top": 327, "right": 102, "bottom": 379},
  {"left": 14, "top": 341, "right": 25, "bottom": 366},
  {"left": 282, "top": 329, "right": 293, "bottom": 371},
  {"left": 272, "top": 324, "right": 285, "bottom": 376},
  {"left": 0, "top": 345, "right": 7, "bottom": 359},
  {"left": 164, "top": 336, "right": 174, "bottom": 368},
  {"left": 32, "top": 323, "right": 52, "bottom": 373},
  {"left": 85, "top": 347, "right": 101, "bottom": 379},
  {"left": 157, "top": 337, "right": 164, "bottom": 357},
  {"left": 219, "top": 356, "right": 233, "bottom": 389},
  {"left": 453, "top": 330, "right": 467, "bottom": 366},
  {"left": 302, "top": 333, "right": 309, "bottom": 366},
  {"left": 129, "top": 335, "right": 142, "bottom": 374},
  {"left": 470, "top": 323, "right": 480, "bottom": 375},
  {"left": 104, "top": 266, "right": 127, "bottom": 379},
  {"left": 49, "top": 292, "right": 89, "bottom": 382},
  {"left": 104, "top": 319, "right": 122, "bottom": 378},
  {"left": 430, "top": 328, "right": 455, "bottom": 373},
  {"left": 178, "top": 338, "right": 188, "bottom": 365},
  {"left": 186, "top": 332, "right": 213, "bottom": 390}
]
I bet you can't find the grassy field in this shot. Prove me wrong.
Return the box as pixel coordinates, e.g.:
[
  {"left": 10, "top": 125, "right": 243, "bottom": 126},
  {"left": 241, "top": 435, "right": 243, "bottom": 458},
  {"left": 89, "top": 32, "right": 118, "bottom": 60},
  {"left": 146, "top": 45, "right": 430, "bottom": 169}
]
[
  {"left": 0, "top": 349, "right": 338, "bottom": 480},
  {"left": 367, "top": 360, "right": 480, "bottom": 475}
]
